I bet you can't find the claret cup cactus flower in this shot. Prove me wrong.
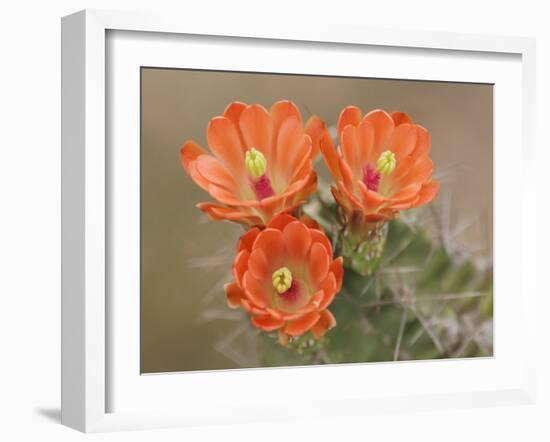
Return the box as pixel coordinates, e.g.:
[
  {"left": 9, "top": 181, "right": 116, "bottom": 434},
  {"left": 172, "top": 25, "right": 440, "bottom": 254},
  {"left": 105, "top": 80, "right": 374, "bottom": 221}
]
[
  {"left": 223, "top": 213, "right": 343, "bottom": 346},
  {"left": 319, "top": 107, "right": 440, "bottom": 275},
  {"left": 320, "top": 107, "right": 439, "bottom": 222},
  {"left": 180, "top": 100, "right": 327, "bottom": 227}
]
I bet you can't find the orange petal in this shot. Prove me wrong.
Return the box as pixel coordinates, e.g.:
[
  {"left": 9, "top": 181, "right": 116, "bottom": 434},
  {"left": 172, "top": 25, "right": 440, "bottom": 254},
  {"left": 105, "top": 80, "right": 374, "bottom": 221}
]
[
  {"left": 251, "top": 314, "right": 284, "bottom": 331},
  {"left": 356, "top": 120, "right": 375, "bottom": 164},
  {"left": 386, "top": 201, "right": 413, "bottom": 210},
  {"left": 180, "top": 140, "right": 207, "bottom": 171},
  {"left": 207, "top": 184, "right": 244, "bottom": 206},
  {"left": 293, "top": 170, "right": 317, "bottom": 202},
  {"left": 338, "top": 158, "right": 355, "bottom": 190},
  {"left": 248, "top": 248, "right": 269, "bottom": 281},
  {"left": 309, "top": 242, "right": 330, "bottom": 287},
  {"left": 304, "top": 115, "right": 326, "bottom": 160},
  {"left": 224, "top": 282, "right": 244, "bottom": 308},
  {"left": 397, "top": 155, "right": 434, "bottom": 187},
  {"left": 286, "top": 137, "right": 313, "bottom": 185},
  {"left": 413, "top": 181, "right": 440, "bottom": 207},
  {"left": 267, "top": 213, "right": 296, "bottom": 231},
  {"left": 283, "top": 291, "right": 324, "bottom": 320},
  {"left": 290, "top": 153, "right": 315, "bottom": 185},
  {"left": 307, "top": 290, "right": 325, "bottom": 309},
  {"left": 196, "top": 202, "right": 228, "bottom": 220},
  {"left": 299, "top": 215, "right": 320, "bottom": 230},
  {"left": 275, "top": 117, "right": 307, "bottom": 176},
  {"left": 271, "top": 100, "right": 302, "bottom": 126},
  {"left": 283, "top": 169, "right": 313, "bottom": 198},
  {"left": 241, "top": 298, "right": 266, "bottom": 315},
  {"left": 243, "top": 271, "right": 269, "bottom": 308},
  {"left": 257, "top": 194, "right": 284, "bottom": 221},
  {"left": 210, "top": 209, "right": 260, "bottom": 225},
  {"left": 363, "top": 110, "right": 395, "bottom": 157},
  {"left": 309, "top": 228, "right": 333, "bottom": 257},
  {"left": 187, "top": 160, "right": 211, "bottom": 191},
  {"left": 260, "top": 195, "right": 286, "bottom": 210},
  {"left": 197, "top": 203, "right": 261, "bottom": 225},
  {"left": 338, "top": 180, "right": 363, "bottom": 209},
  {"left": 311, "top": 309, "right": 336, "bottom": 339},
  {"left": 265, "top": 307, "right": 284, "bottom": 321},
  {"left": 284, "top": 311, "right": 321, "bottom": 336},
  {"left": 412, "top": 124, "right": 432, "bottom": 158},
  {"left": 412, "top": 125, "right": 431, "bottom": 159},
  {"left": 271, "top": 100, "right": 302, "bottom": 150},
  {"left": 330, "top": 257, "right": 344, "bottom": 292},
  {"left": 331, "top": 187, "right": 351, "bottom": 211},
  {"left": 278, "top": 201, "right": 305, "bottom": 219},
  {"left": 387, "top": 183, "right": 422, "bottom": 204},
  {"left": 337, "top": 106, "right": 362, "bottom": 137},
  {"left": 252, "top": 228, "right": 284, "bottom": 268},
  {"left": 206, "top": 116, "right": 245, "bottom": 175},
  {"left": 239, "top": 104, "right": 272, "bottom": 154},
  {"left": 238, "top": 227, "right": 261, "bottom": 253},
  {"left": 223, "top": 102, "right": 247, "bottom": 131},
  {"left": 281, "top": 172, "right": 316, "bottom": 210},
  {"left": 180, "top": 140, "right": 209, "bottom": 189},
  {"left": 390, "top": 111, "right": 413, "bottom": 126},
  {"left": 233, "top": 249, "right": 250, "bottom": 287},
  {"left": 358, "top": 181, "right": 385, "bottom": 210},
  {"left": 391, "top": 155, "right": 416, "bottom": 182},
  {"left": 319, "top": 272, "right": 337, "bottom": 310},
  {"left": 283, "top": 220, "right": 312, "bottom": 262},
  {"left": 388, "top": 123, "right": 417, "bottom": 162},
  {"left": 366, "top": 212, "right": 388, "bottom": 222},
  {"left": 320, "top": 131, "right": 340, "bottom": 181},
  {"left": 195, "top": 155, "right": 238, "bottom": 191},
  {"left": 341, "top": 124, "right": 359, "bottom": 172},
  {"left": 280, "top": 303, "right": 314, "bottom": 322}
]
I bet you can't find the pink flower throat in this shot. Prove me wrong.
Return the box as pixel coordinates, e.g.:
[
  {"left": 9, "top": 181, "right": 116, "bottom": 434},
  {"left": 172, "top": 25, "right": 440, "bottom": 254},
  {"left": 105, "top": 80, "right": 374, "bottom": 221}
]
[
  {"left": 363, "top": 163, "right": 381, "bottom": 192},
  {"left": 251, "top": 174, "right": 275, "bottom": 200},
  {"left": 279, "top": 280, "right": 300, "bottom": 303}
]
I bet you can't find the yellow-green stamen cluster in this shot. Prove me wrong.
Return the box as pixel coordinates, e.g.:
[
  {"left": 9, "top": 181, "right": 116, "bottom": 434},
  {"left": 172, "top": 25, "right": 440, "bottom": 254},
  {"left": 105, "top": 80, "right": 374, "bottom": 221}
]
[
  {"left": 272, "top": 267, "right": 292, "bottom": 294},
  {"left": 245, "top": 148, "right": 267, "bottom": 179},
  {"left": 376, "top": 150, "right": 396, "bottom": 175}
]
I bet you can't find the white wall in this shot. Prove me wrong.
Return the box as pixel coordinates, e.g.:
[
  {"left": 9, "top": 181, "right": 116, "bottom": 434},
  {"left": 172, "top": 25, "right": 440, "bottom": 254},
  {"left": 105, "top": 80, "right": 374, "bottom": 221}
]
[{"left": 0, "top": 1, "right": 547, "bottom": 441}]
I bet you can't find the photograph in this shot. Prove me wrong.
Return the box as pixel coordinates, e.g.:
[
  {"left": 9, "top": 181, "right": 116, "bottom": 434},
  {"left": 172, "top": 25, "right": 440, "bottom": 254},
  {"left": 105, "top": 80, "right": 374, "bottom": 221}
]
[
  {"left": 140, "top": 67, "right": 493, "bottom": 373},
  {"left": 3, "top": 0, "right": 545, "bottom": 439}
]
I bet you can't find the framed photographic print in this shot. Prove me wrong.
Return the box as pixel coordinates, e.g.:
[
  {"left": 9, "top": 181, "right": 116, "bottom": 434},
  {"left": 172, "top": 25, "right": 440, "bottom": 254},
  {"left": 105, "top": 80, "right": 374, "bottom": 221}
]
[{"left": 61, "top": 9, "right": 537, "bottom": 432}]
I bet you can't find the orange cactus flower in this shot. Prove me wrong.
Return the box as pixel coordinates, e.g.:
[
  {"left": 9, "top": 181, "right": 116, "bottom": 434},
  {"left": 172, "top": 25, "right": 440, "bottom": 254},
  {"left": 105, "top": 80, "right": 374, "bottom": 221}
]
[
  {"left": 224, "top": 213, "right": 343, "bottom": 345},
  {"left": 320, "top": 107, "right": 440, "bottom": 222},
  {"left": 180, "top": 100, "right": 327, "bottom": 227}
]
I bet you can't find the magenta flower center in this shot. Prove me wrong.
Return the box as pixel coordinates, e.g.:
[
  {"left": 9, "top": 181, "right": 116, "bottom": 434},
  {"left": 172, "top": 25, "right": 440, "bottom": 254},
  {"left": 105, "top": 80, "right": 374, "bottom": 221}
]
[
  {"left": 278, "top": 280, "right": 300, "bottom": 303},
  {"left": 363, "top": 163, "right": 381, "bottom": 192},
  {"left": 251, "top": 174, "right": 275, "bottom": 200}
]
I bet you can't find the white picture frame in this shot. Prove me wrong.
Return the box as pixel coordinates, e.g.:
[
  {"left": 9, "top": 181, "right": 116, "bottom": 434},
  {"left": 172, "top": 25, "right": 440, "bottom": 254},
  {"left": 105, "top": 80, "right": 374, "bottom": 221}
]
[{"left": 61, "top": 9, "right": 537, "bottom": 433}]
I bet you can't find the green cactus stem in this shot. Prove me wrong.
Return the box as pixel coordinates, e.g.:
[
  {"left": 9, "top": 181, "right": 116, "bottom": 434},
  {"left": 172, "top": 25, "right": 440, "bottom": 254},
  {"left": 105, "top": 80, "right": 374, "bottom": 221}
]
[{"left": 339, "top": 215, "right": 389, "bottom": 276}]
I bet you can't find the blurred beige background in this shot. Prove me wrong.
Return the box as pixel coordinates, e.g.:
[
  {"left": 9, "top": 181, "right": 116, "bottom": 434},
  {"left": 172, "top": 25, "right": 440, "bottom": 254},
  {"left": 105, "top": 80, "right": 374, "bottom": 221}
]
[{"left": 140, "top": 68, "right": 493, "bottom": 373}]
